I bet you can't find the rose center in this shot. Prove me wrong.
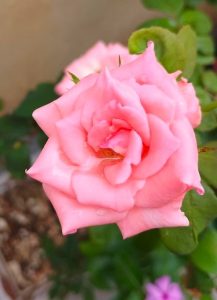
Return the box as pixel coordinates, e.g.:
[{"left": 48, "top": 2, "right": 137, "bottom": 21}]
[{"left": 96, "top": 148, "right": 124, "bottom": 159}]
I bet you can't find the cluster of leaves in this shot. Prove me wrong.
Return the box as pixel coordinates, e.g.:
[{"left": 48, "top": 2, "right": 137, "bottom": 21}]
[
  {"left": 128, "top": 0, "right": 217, "bottom": 299},
  {"left": 43, "top": 226, "right": 187, "bottom": 300},
  {"left": 0, "top": 82, "right": 58, "bottom": 178}
]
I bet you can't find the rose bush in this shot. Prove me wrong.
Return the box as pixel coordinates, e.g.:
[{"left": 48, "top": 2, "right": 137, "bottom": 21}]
[
  {"left": 27, "top": 42, "right": 204, "bottom": 238},
  {"left": 55, "top": 41, "right": 135, "bottom": 95}
]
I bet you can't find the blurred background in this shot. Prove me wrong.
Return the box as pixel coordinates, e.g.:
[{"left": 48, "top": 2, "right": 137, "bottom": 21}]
[
  {"left": 0, "top": 0, "right": 160, "bottom": 113},
  {"left": 0, "top": 1, "right": 217, "bottom": 300}
]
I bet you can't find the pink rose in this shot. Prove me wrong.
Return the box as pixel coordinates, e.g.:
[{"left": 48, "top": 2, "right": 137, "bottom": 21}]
[
  {"left": 27, "top": 42, "right": 204, "bottom": 238},
  {"left": 55, "top": 41, "right": 135, "bottom": 95}
]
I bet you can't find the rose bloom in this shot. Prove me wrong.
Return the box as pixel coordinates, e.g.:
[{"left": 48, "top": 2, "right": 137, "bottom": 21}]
[
  {"left": 27, "top": 41, "right": 204, "bottom": 238},
  {"left": 55, "top": 41, "right": 135, "bottom": 95},
  {"left": 145, "top": 276, "right": 184, "bottom": 300}
]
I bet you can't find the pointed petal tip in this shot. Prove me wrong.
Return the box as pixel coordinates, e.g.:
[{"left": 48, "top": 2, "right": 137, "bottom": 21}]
[
  {"left": 62, "top": 226, "right": 77, "bottom": 235},
  {"left": 147, "top": 40, "right": 154, "bottom": 49}
]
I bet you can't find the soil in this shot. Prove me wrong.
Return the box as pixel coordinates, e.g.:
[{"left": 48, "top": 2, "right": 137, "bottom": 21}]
[{"left": 0, "top": 180, "right": 64, "bottom": 292}]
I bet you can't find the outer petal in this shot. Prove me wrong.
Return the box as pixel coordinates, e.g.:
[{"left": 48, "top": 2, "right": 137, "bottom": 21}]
[
  {"left": 55, "top": 41, "right": 107, "bottom": 95},
  {"left": 26, "top": 138, "right": 75, "bottom": 196},
  {"left": 178, "top": 79, "right": 202, "bottom": 128},
  {"left": 113, "top": 42, "right": 185, "bottom": 108},
  {"left": 32, "top": 74, "right": 96, "bottom": 136},
  {"left": 118, "top": 198, "right": 189, "bottom": 238},
  {"left": 32, "top": 102, "right": 61, "bottom": 137},
  {"left": 131, "top": 82, "right": 176, "bottom": 123},
  {"left": 43, "top": 184, "right": 127, "bottom": 235},
  {"left": 55, "top": 41, "right": 134, "bottom": 95},
  {"left": 134, "top": 115, "right": 180, "bottom": 179},
  {"left": 170, "top": 118, "right": 204, "bottom": 194},
  {"left": 135, "top": 118, "right": 204, "bottom": 208},
  {"left": 71, "top": 171, "right": 144, "bottom": 212}
]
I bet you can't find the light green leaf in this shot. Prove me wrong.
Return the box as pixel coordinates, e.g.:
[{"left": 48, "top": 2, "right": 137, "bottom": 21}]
[
  {"left": 198, "top": 111, "right": 217, "bottom": 132},
  {"left": 197, "top": 36, "right": 215, "bottom": 55},
  {"left": 128, "top": 26, "right": 196, "bottom": 78},
  {"left": 199, "top": 142, "right": 217, "bottom": 188},
  {"left": 138, "top": 18, "right": 177, "bottom": 31},
  {"left": 0, "top": 98, "right": 4, "bottom": 111},
  {"left": 179, "top": 10, "right": 212, "bottom": 35},
  {"left": 5, "top": 141, "right": 30, "bottom": 178},
  {"left": 202, "top": 71, "right": 217, "bottom": 94},
  {"left": 177, "top": 25, "right": 197, "bottom": 78},
  {"left": 191, "top": 229, "right": 217, "bottom": 274},
  {"left": 14, "top": 83, "right": 57, "bottom": 118},
  {"left": 185, "top": 0, "right": 204, "bottom": 7},
  {"left": 160, "top": 182, "right": 217, "bottom": 255},
  {"left": 197, "top": 55, "right": 215, "bottom": 65},
  {"left": 141, "top": 0, "right": 184, "bottom": 15}
]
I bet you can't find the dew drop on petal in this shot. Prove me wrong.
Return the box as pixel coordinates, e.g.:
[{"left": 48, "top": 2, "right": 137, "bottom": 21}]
[{"left": 96, "top": 209, "right": 106, "bottom": 216}]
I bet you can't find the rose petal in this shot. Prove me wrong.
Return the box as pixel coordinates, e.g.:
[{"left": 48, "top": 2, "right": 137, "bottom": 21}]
[
  {"left": 104, "top": 160, "right": 132, "bottom": 185},
  {"left": 178, "top": 79, "right": 202, "bottom": 128},
  {"left": 170, "top": 118, "right": 204, "bottom": 194},
  {"left": 134, "top": 114, "right": 180, "bottom": 179},
  {"left": 132, "top": 83, "right": 176, "bottom": 123},
  {"left": 43, "top": 184, "right": 127, "bottom": 235},
  {"left": 72, "top": 171, "right": 144, "bottom": 212},
  {"left": 80, "top": 68, "right": 146, "bottom": 132},
  {"left": 32, "top": 102, "right": 61, "bottom": 136},
  {"left": 104, "top": 130, "right": 143, "bottom": 185},
  {"left": 56, "top": 111, "right": 97, "bottom": 167},
  {"left": 26, "top": 138, "right": 75, "bottom": 196},
  {"left": 135, "top": 118, "right": 204, "bottom": 208},
  {"left": 118, "top": 198, "right": 189, "bottom": 238},
  {"left": 94, "top": 101, "right": 150, "bottom": 145}
]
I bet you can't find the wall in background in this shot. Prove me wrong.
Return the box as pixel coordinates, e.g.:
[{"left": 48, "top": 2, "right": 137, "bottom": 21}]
[{"left": 0, "top": 0, "right": 158, "bottom": 112}]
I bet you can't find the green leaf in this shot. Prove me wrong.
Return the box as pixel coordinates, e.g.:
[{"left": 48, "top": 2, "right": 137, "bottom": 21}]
[
  {"left": 140, "top": 0, "right": 184, "bottom": 15},
  {"left": 0, "top": 98, "right": 4, "bottom": 111},
  {"left": 197, "top": 36, "right": 215, "bottom": 55},
  {"left": 202, "top": 71, "right": 217, "bottom": 94},
  {"left": 184, "top": 0, "right": 204, "bottom": 7},
  {"left": 160, "top": 182, "right": 217, "bottom": 255},
  {"left": 199, "top": 142, "right": 217, "bottom": 188},
  {"left": 207, "top": 0, "right": 217, "bottom": 4},
  {"left": 5, "top": 141, "right": 30, "bottom": 178},
  {"left": 126, "top": 291, "right": 143, "bottom": 300},
  {"left": 196, "top": 87, "right": 217, "bottom": 132},
  {"left": 197, "top": 55, "right": 215, "bottom": 66},
  {"left": 191, "top": 229, "right": 217, "bottom": 274},
  {"left": 179, "top": 10, "right": 212, "bottom": 35},
  {"left": 138, "top": 18, "right": 177, "bottom": 31},
  {"left": 0, "top": 115, "right": 30, "bottom": 142},
  {"left": 114, "top": 254, "right": 143, "bottom": 290},
  {"left": 14, "top": 82, "right": 57, "bottom": 118},
  {"left": 198, "top": 111, "right": 217, "bottom": 132},
  {"left": 186, "top": 266, "right": 214, "bottom": 294},
  {"left": 177, "top": 25, "right": 197, "bottom": 78},
  {"left": 128, "top": 26, "right": 196, "bottom": 78}
]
